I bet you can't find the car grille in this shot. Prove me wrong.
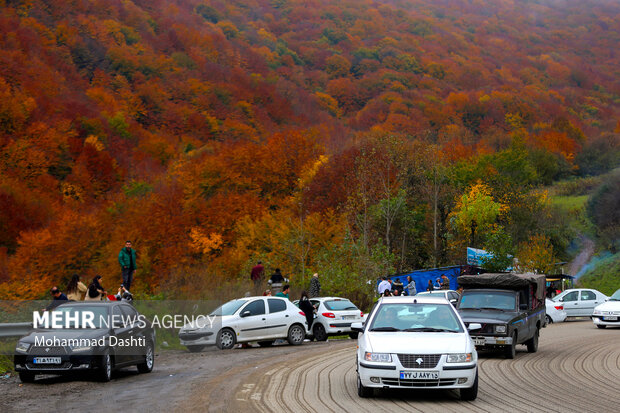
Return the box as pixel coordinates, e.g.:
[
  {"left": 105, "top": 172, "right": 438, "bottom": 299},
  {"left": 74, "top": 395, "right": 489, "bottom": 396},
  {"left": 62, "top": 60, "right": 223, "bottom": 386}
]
[
  {"left": 29, "top": 346, "right": 67, "bottom": 356},
  {"left": 382, "top": 378, "right": 456, "bottom": 387},
  {"left": 26, "top": 362, "right": 72, "bottom": 370},
  {"left": 397, "top": 354, "right": 441, "bottom": 369}
]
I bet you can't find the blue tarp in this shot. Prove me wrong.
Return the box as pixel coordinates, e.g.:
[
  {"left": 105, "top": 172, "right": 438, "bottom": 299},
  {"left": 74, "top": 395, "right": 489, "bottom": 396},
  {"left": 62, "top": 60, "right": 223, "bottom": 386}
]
[{"left": 379, "top": 266, "right": 463, "bottom": 295}]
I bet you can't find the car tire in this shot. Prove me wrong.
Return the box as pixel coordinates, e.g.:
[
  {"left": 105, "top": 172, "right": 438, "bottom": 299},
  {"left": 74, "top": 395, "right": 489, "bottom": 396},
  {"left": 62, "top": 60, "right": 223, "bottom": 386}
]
[
  {"left": 216, "top": 328, "right": 236, "bottom": 350},
  {"left": 357, "top": 374, "right": 372, "bottom": 398},
  {"left": 596, "top": 325, "right": 606, "bottom": 329},
  {"left": 18, "top": 372, "right": 35, "bottom": 383},
  {"left": 137, "top": 340, "right": 154, "bottom": 373},
  {"left": 187, "top": 345, "right": 206, "bottom": 353},
  {"left": 526, "top": 328, "right": 539, "bottom": 353},
  {"left": 349, "top": 332, "right": 359, "bottom": 339},
  {"left": 313, "top": 323, "right": 328, "bottom": 342},
  {"left": 545, "top": 315, "right": 552, "bottom": 324},
  {"left": 504, "top": 332, "right": 517, "bottom": 359},
  {"left": 287, "top": 324, "right": 305, "bottom": 346},
  {"left": 258, "top": 341, "right": 274, "bottom": 347},
  {"left": 460, "top": 369, "right": 478, "bottom": 401},
  {"left": 97, "top": 351, "right": 113, "bottom": 382}
]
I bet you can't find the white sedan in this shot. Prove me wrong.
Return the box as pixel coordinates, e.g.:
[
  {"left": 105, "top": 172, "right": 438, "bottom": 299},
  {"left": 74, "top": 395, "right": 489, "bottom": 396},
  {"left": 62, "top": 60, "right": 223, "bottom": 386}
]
[
  {"left": 552, "top": 288, "right": 608, "bottom": 317},
  {"left": 353, "top": 296, "right": 480, "bottom": 400},
  {"left": 592, "top": 289, "right": 620, "bottom": 329},
  {"left": 179, "top": 296, "right": 308, "bottom": 351},
  {"left": 545, "top": 299, "right": 567, "bottom": 324}
]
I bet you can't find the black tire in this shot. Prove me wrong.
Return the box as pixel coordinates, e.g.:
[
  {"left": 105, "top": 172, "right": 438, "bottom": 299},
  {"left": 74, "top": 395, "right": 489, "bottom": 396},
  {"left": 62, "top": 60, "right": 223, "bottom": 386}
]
[
  {"left": 216, "top": 328, "right": 236, "bottom": 350},
  {"left": 596, "top": 324, "right": 606, "bottom": 329},
  {"left": 504, "top": 332, "right": 517, "bottom": 359},
  {"left": 313, "top": 323, "right": 328, "bottom": 342},
  {"left": 460, "top": 369, "right": 479, "bottom": 401},
  {"left": 287, "top": 324, "right": 305, "bottom": 346},
  {"left": 349, "top": 332, "right": 359, "bottom": 339},
  {"left": 137, "top": 340, "right": 154, "bottom": 373},
  {"left": 258, "top": 341, "right": 274, "bottom": 347},
  {"left": 545, "top": 315, "right": 552, "bottom": 324},
  {"left": 357, "top": 374, "right": 372, "bottom": 398},
  {"left": 526, "top": 327, "right": 539, "bottom": 353},
  {"left": 18, "top": 372, "right": 35, "bottom": 383},
  {"left": 187, "top": 345, "right": 206, "bottom": 353},
  {"left": 97, "top": 351, "right": 113, "bottom": 382}
]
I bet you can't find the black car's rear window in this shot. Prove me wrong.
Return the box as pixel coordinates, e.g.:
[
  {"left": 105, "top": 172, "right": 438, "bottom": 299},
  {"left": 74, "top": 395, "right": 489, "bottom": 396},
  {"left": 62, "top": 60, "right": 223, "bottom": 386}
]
[{"left": 324, "top": 299, "right": 358, "bottom": 311}]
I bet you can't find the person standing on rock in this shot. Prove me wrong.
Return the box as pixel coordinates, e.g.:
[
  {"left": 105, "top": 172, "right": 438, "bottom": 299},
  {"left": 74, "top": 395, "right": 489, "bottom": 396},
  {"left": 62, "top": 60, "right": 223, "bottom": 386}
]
[{"left": 118, "top": 240, "right": 137, "bottom": 291}]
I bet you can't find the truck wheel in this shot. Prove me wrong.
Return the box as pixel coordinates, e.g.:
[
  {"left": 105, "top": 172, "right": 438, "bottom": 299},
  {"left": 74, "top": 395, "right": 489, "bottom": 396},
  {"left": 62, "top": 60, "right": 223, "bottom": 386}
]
[
  {"left": 460, "top": 369, "right": 478, "bottom": 401},
  {"left": 526, "top": 327, "right": 539, "bottom": 353},
  {"left": 504, "top": 332, "right": 516, "bottom": 359}
]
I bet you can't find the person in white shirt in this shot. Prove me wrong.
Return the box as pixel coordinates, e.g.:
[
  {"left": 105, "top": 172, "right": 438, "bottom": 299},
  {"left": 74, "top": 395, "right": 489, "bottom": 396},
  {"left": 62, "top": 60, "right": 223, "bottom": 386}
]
[{"left": 378, "top": 277, "right": 391, "bottom": 295}]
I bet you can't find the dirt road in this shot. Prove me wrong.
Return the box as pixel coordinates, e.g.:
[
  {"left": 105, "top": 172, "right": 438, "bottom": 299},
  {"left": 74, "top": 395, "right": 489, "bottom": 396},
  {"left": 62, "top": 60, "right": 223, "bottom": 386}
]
[{"left": 1, "top": 321, "right": 618, "bottom": 412}]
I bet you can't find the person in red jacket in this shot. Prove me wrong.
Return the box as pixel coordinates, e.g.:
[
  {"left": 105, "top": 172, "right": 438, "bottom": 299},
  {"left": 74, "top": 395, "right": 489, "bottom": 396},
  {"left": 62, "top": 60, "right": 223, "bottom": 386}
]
[{"left": 250, "top": 261, "right": 265, "bottom": 293}]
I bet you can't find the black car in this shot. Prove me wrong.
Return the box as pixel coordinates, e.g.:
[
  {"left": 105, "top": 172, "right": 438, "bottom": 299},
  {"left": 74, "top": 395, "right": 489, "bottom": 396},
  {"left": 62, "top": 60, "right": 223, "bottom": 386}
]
[
  {"left": 457, "top": 273, "right": 546, "bottom": 359},
  {"left": 14, "top": 302, "right": 155, "bottom": 382}
]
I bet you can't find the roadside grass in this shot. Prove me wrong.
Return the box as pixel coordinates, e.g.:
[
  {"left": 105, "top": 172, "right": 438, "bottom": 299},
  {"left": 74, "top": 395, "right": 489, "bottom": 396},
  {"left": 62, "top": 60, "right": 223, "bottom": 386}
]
[
  {"left": 550, "top": 194, "right": 593, "bottom": 235},
  {"left": 577, "top": 252, "right": 620, "bottom": 296}
]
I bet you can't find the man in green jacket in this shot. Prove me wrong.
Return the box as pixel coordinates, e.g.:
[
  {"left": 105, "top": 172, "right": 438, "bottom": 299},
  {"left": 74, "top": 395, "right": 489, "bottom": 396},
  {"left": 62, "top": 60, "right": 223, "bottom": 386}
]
[
  {"left": 275, "top": 284, "right": 290, "bottom": 300},
  {"left": 118, "top": 240, "right": 137, "bottom": 291}
]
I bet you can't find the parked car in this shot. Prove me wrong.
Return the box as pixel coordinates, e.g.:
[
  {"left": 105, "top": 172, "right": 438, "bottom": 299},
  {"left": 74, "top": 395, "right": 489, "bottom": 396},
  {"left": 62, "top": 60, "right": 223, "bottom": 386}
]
[
  {"left": 545, "top": 298, "right": 567, "bottom": 324},
  {"left": 457, "top": 273, "right": 546, "bottom": 359},
  {"left": 14, "top": 302, "right": 155, "bottom": 383},
  {"left": 294, "top": 297, "right": 364, "bottom": 341},
  {"left": 552, "top": 288, "right": 608, "bottom": 317},
  {"left": 178, "top": 296, "right": 308, "bottom": 351},
  {"left": 353, "top": 296, "right": 480, "bottom": 400},
  {"left": 415, "top": 290, "right": 461, "bottom": 306},
  {"left": 591, "top": 289, "right": 620, "bottom": 329}
]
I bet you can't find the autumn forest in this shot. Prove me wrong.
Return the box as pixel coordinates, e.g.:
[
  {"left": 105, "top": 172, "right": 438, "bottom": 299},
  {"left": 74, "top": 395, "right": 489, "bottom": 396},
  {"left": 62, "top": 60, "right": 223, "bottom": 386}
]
[{"left": 0, "top": 0, "right": 619, "bottom": 300}]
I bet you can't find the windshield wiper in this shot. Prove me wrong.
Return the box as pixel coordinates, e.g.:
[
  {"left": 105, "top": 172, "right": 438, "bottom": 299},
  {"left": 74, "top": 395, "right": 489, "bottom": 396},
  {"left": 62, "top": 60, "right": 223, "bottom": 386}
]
[
  {"left": 342, "top": 306, "right": 358, "bottom": 310},
  {"left": 370, "top": 327, "right": 401, "bottom": 332},
  {"left": 403, "top": 327, "right": 458, "bottom": 333},
  {"left": 478, "top": 307, "right": 506, "bottom": 311}
]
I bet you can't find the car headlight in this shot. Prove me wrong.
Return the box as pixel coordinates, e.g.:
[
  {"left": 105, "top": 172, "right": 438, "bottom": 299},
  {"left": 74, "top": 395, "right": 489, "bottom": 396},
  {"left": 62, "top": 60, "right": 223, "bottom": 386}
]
[
  {"left": 446, "top": 353, "right": 472, "bottom": 363},
  {"left": 15, "top": 342, "right": 30, "bottom": 353},
  {"left": 71, "top": 345, "right": 93, "bottom": 352},
  {"left": 495, "top": 325, "right": 507, "bottom": 333},
  {"left": 364, "top": 352, "right": 392, "bottom": 363}
]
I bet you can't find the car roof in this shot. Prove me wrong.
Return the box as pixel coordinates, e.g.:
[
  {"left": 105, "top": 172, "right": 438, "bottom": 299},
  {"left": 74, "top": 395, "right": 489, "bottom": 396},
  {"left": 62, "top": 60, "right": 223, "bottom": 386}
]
[
  {"left": 310, "top": 297, "right": 350, "bottom": 301},
  {"left": 378, "top": 296, "right": 450, "bottom": 305},
  {"left": 417, "top": 290, "right": 457, "bottom": 294},
  {"left": 56, "top": 301, "right": 117, "bottom": 307}
]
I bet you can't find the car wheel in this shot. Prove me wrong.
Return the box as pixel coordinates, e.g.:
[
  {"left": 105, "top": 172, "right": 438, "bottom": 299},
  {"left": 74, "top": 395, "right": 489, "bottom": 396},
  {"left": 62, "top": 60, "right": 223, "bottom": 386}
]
[
  {"left": 596, "top": 325, "right": 606, "bottom": 329},
  {"left": 186, "top": 345, "right": 206, "bottom": 353},
  {"left": 545, "top": 315, "right": 552, "bottom": 324},
  {"left": 313, "top": 323, "right": 328, "bottom": 342},
  {"left": 504, "top": 332, "right": 517, "bottom": 359},
  {"left": 18, "top": 372, "right": 35, "bottom": 383},
  {"left": 258, "top": 341, "right": 274, "bottom": 347},
  {"left": 216, "top": 328, "right": 236, "bottom": 350},
  {"left": 287, "top": 324, "right": 305, "bottom": 346},
  {"left": 137, "top": 340, "right": 154, "bottom": 373},
  {"left": 460, "top": 369, "right": 478, "bottom": 401},
  {"left": 97, "top": 351, "right": 113, "bottom": 382},
  {"left": 357, "top": 374, "right": 372, "bottom": 398},
  {"left": 349, "top": 332, "right": 359, "bottom": 339},
  {"left": 526, "top": 328, "right": 539, "bottom": 353}
]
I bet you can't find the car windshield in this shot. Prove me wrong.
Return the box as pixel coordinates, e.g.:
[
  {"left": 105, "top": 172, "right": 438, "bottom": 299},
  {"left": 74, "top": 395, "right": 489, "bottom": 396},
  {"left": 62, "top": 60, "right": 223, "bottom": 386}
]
[
  {"left": 48, "top": 305, "right": 110, "bottom": 329},
  {"left": 324, "top": 299, "right": 358, "bottom": 311},
  {"left": 459, "top": 291, "right": 516, "bottom": 311},
  {"left": 610, "top": 290, "right": 620, "bottom": 301},
  {"left": 369, "top": 303, "right": 463, "bottom": 333},
  {"left": 210, "top": 299, "right": 248, "bottom": 316}
]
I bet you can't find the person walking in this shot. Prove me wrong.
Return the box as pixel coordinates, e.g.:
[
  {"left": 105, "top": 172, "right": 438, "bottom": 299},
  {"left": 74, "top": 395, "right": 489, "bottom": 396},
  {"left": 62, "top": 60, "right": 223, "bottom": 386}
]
[
  {"left": 250, "top": 261, "right": 265, "bottom": 294},
  {"left": 378, "top": 277, "right": 391, "bottom": 295},
  {"left": 65, "top": 274, "right": 87, "bottom": 301},
  {"left": 298, "top": 291, "right": 315, "bottom": 331},
  {"left": 118, "top": 240, "right": 137, "bottom": 291},
  {"left": 85, "top": 275, "right": 106, "bottom": 301},
  {"left": 45, "top": 287, "right": 68, "bottom": 310},
  {"left": 406, "top": 276, "right": 417, "bottom": 296},
  {"left": 426, "top": 279, "right": 434, "bottom": 292},
  {"left": 309, "top": 273, "right": 321, "bottom": 298}
]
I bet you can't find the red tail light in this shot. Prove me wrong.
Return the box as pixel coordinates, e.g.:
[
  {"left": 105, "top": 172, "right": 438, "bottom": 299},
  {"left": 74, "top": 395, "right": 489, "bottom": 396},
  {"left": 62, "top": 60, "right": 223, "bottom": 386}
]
[
  {"left": 360, "top": 311, "right": 364, "bottom": 318},
  {"left": 554, "top": 305, "right": 563, "bottom": 311},
  {"left": 322, "top": 312, "right": 335, "bottom": 318},
  {"left": 299, "top": 311, "right": 306, "bottom": 316}
]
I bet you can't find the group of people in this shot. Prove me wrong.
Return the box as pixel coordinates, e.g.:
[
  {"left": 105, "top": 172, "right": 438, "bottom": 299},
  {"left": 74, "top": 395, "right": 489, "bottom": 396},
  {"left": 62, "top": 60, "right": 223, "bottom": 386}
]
[
  {"left": 250, "top": 261, "right": 321, "bottom": 298},
  {"left": 377, "top": 274, "right": 452, "bottom": 297},
  {"left": 44, "top": 241, "right": 138, "bottom": 310}
]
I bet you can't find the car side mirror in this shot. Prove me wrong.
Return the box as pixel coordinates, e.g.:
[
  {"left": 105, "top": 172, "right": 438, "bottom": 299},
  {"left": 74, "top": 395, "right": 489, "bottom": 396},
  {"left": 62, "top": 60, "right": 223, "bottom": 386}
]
[
  {"left": 240, "top": 310, "right": 251, "bottom": 318},
  {"left": 467, "top": 323, "right": 482, "bottom": 331},
  {"left": 351, "top": 322, "right": 364, "bottom": 333}
]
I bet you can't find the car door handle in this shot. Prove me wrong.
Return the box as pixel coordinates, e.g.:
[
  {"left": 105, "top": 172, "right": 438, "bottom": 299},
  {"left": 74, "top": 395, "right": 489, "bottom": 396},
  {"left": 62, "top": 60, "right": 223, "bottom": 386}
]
[
  {"left": 285, "top": 315, "right": 289, "bottom": 317},
  {"left": 262, "top": 318, "right": 266, "bottom": 321}
]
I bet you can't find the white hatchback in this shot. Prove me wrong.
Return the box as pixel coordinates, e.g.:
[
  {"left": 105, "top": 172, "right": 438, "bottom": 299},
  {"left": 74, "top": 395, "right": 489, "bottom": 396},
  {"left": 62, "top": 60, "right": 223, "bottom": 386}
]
[
  {"left": 294, "top": 297, "right": 365, "bottom": 341},
  {"left": 354, "top": 296, "right": 480, "bottom": 400},
  {"left": 545, "top": 298, "right": 567, "bottom": 324},
  {"left": 592, "top": 289, "right": 620, "bottom": 329},
  {"left": 179, "top": 296, "right": 308, "bottom": 351}
]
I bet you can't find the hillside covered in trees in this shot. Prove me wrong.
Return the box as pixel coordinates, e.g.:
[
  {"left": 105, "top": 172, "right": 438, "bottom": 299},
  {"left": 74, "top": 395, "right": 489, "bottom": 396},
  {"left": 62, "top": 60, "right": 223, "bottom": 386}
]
[{"left": 0, "top": 0, "right": 619, "bottom": 299}]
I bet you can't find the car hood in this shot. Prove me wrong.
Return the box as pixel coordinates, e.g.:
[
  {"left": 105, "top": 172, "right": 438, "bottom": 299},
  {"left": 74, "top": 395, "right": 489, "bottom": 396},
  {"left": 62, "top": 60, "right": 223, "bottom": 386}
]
[
  {"left": 458, "top": 309, "right": 519, "bottom": 324},
  {"left": 19, "top": 328, "right": 108, "bottom": 344},
  {"left": 595, "top": 301, "right": 620, "bottom": 311},
  {"left": 365, "top": 332, "right": 471, "bottom": 353}
]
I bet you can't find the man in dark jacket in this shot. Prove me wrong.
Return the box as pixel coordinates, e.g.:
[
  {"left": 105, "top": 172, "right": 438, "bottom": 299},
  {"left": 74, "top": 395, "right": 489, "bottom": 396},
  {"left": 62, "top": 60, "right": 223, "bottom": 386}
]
[
  {"left": 118, "top": 240, "right": 137, "bottom": 291},
  {"left": 45, "top": 287, "right": 68, "bottom": 311}
]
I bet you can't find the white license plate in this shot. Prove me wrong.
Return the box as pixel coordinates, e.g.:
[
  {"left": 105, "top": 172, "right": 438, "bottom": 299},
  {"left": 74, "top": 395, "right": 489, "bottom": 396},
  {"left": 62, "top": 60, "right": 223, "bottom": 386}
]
[
  {"left": 400, "top": 370, "right": 439, "bottom": 379},
  {"left": 603, "top": 316, "right": 617, "bottom": 321},
  {"left": 33, "top": 357, "right": 62, "bottom": 364},
  {"left": 341, "top": 315, "right": 355, "bottom": 320},
  {"left": 473, "top": 338, "right": 485, "bottom": 345}
]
